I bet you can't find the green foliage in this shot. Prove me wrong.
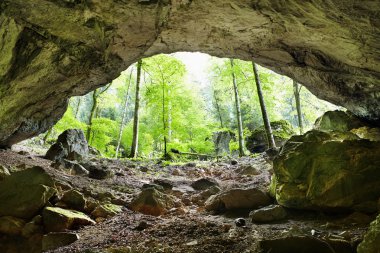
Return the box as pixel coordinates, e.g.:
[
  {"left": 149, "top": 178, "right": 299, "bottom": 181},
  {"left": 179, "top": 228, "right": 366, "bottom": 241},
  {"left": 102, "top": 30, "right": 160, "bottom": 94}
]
[
  {"left": 88, "top": 118, "right": 118, "bottom": 157},
  {"left": 49, "top": 107, "right": 87, "bottom": 141}
]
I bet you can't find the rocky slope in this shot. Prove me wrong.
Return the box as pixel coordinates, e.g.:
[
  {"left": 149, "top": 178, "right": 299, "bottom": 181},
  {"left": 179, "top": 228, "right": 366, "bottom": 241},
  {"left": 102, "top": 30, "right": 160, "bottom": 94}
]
[{"left": 1, "top": 0, "right": 380, "bottom": 147}]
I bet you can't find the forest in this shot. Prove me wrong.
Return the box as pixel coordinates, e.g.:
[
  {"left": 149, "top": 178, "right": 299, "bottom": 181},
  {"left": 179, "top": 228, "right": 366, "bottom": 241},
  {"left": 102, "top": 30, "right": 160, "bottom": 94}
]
[{"left": 39, "top": 53, "right": 337, "bottom": 159}]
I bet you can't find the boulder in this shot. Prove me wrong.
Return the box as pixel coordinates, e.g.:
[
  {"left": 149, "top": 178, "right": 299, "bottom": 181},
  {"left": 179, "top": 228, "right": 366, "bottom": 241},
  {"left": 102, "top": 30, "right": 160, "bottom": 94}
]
[
  {"left": 259, "top": 236, "right": 353, "bottom": 253},
  {"left": 0, "top": 166, "right": 56, "bottom": 219},
  {"left": 21, "top": 215, "right": 43, "bottom": 238},
  {"left": 42, "top": 232, "right": 79, "bottom": 251},
  {"left": 205, "top": 187, "right": 272, "bottom": 212},
  {"left": 272, "top": 130, "right": 380, "bottom": 211},
  {"left": 45, "top": 129, "right": 89, "bottom": 162},
  {"left": 61, "top": 189, "right": 87, "bottom": 211},
  {"left": 129, "top": 188, "right": 176, "bottom": 216},
  {"left": 88, "top": 164, "right": 114, "bottom": 180},
  {"left": 42, "top": 207, "right": 95, "bottom": 232},
  {"left": 153, "top": 178, "right": 174, "bottom": 190},
  {"left": 235, "top": 164, "right": 260, "bottom": 176},
  {"left": 314, "top": 110, "right": 366, "bottom": 132},
  {"left": 213, "top": 130, "right": 235, "bottom": 155},
  {"left": 0, "top": 216, "right": 26, "bottom": 235},
  {"left": 0, "top": 164, "right": 11, "bottom": 180},
  {"left": 91, "top": 203, "right": 123, "bottom": 218},
  {"left": 246, "top": 120, "right": 296, "bottom": 153},
  {"left": 357, "top": 213, "right": 380, "bottom": 253},
  {"left": 249, "top": 205, "right": 287, "bottom": 223},
  {"left": 351, "top": 127, "right": 380, "bottom": 141},
  {"left": 191, "top": 178, "right": 220, "bottom": 191}
]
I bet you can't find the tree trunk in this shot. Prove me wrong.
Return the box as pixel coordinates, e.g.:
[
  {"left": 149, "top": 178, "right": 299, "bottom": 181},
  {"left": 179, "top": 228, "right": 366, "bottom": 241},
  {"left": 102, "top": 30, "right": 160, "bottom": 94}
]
[
  {"left": 115, "top": 69, "right": 133, "bottom": 158},
  {"left": 252, "top": 62, "right": 276, "bottom": 149},
  {"left": 293, "top": 80, "right": 304, "bottom": 134},
  {"left": 75, "top": 97, "right": 82, "bottom": 119},
  {"left": 162, "top": 79, "right": 167, "bottom": 156},
  {"left": 213, "top": 87, "right": 224, "bottom": 128},
  {"left": 86, "top": 90, "right": 98, "bottom": 143},
  {"left": 230, "top": 59, "right": 245, "bottom": 157},
  {"left": 168, "top": 89, "right": 172, "bottom": 142},
  {"left": 129, "top": 60, "right": 143, "bottom": 158}
]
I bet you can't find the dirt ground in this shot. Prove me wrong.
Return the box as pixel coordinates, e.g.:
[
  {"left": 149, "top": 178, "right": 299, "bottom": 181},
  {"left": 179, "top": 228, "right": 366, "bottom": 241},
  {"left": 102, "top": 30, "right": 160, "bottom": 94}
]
[{"left": 0, "top": 147, "right": 372, "bottom": 253}]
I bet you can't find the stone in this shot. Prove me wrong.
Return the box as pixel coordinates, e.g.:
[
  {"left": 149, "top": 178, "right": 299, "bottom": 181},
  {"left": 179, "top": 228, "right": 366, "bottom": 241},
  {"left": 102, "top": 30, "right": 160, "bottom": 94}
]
[
  {"left": 235, "top": 164, "right": 260, "bottom": 176},
  {"left": 42, "top": 207, "right": 96, "bottom": 232},
  {"left": 129, "top": 188, "right": 176, "bottom": 216},
  {"left": 21, "top": 215, "right": 43, "bottom": 238},
  {"left": 42, "top": 232, "right": 79, "bottom": 251},
  {"left": 1, "top": 1, "right": 380, "bottom": 148},
  {"left": 234, "top": 218, "right": 246, "bottom": 227},
  {"left": 61, "top": 160, "right": 89, "bottom": 176},
  {"left": 191, "top": 178, "right": 220, "bottom": 191},
  {"left": 249, "top": 205, "right": 287, "bottom": 223},
  {"left": 357, "top": 213, "right": 380, "bottom": 253},
  {"left": 351, "top": 127, "right": 380, "bottom": 142},
  {"left": 205, "top": 187, "right": 272, "bottom": 212},
  {"left": 230, "top": 159, "right": 238, "bottom": 165},
  {"left": 314, "top": 110, "right": 366, "bottom": 132},
  {"left": 246, "top": 120, "right": 295, "bottom": 153},
  {"left": 45, "top": 129, "right": 89, "bottom": 162},
  {"left": 61, "top": 189, "right": 87, "bottom": 211},
  {"left": 259, "top": 236, "right": 353, "bottom": 253},
  {"left": 213, "top": 130, "right": 235, "bottom": 155},
  {"left": 88, "top": 165, "right": 114, "bottom": 180},
  {"left": 0, "top": 216, "right": 26, "bottom": 235},
  {"left": 91, "top": 203, "right": 123, "bottom": 218},
  {"left": 153, "top": 178, "right": 174, "bottom": 190},
  {"left": 142, "top": 183, "right": 165, "bottom": 192},
  {"left": 272, "top": 130, "right": 380, "bottom": 211},
  {"left": 0, "top": 166, "right": 56, "bottom": 219},
  {"left": 0, "top": 164, "right": 11, "bottom": 180}
]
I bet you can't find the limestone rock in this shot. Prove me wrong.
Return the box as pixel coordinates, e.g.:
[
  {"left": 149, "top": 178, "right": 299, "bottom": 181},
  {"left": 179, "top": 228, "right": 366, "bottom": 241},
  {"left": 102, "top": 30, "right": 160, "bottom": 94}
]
[
  {"left": 42, "top": 232, "right": 79, "bottom": 251},
  {"left": 259, "top": 236, "right": 352, "bottom": 253},
  {"left": 0, "top": 166, "right": 56, "bottom": 219},
  {"left": 213, "top": 130, "right": 235, "bottom": 155},
  {"left": 273, "top": 130, "right": 380, "bottom": 211},
  {"left": 0, "top": 216, "right": 26, "bottom": 235},
  {"left": 1, "top": 1, "right": 380, "bottom": 148},
  {"left": 42, "top": 207, "right": 95, "bottom": 232},
  {"left": 205, "top": 187, "right": 272, "bottom": 212},
  {"left": 21, "top": 215, "right": 43, "bottom": 238},
  {"left": 351, "top": 127, "right": 380, "bottom": 142},
  {"left": 153, "top": 178, "right": 174, "bottom": 190},
  {"left": 235, "top": 164, "right": 260, "bottom": 176},
  {"left": 314, "top": 110, "right": 366, "bottom": 132},
  {"left": 88, "top": 164, "right": 114, "bottom": 180},
  {"left": 191, "top": 178, "right": 220, "bottom": 191},
  {"left": 357, "top": 213, "right": 380, "bottom": 253},
  {"left": 0, "top": 164, "right": 11, "bottom": 180},
  {"left": 249, "top": 205, "right": 287, "bottom": 223},
  {"left": 129, "top": 188, "right": 176, "bottom": 216},
  {"left": 91, "top": 203, "right": 123, "bottom": 218},
  {"left": 246, "top": 120, "right": 295, "bottom": 153},
  {"left": 61, "top": 189, "right": 87, "bottom": 211},
  {"left": 45, "top": 129, "right": 89, "bottom": 162}
]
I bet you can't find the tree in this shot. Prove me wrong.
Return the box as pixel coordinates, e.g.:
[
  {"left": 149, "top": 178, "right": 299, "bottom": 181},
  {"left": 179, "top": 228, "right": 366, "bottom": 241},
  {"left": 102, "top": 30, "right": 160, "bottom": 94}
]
[
  {"left": 252, "top": 62, "right": 276, "bottom": 149},
  {"left": 115, "top": 69, "right": 134, "bottom": 158},
  {"left": 293, "top": 80, "right": 304, "bottom": 134},
  {"left": 129, "top": 59, "right": 143, "bottom": 158},
  {"left": 86, "top": 84, "right": 112, "bottom": 143},
  {"left": 230, "top": 59, "right": 245, "bottom": 156}
]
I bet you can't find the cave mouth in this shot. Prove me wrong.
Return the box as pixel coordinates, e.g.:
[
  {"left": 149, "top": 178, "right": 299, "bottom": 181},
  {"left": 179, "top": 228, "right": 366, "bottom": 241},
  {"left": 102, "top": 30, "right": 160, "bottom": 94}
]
[{"left": 23, "top": 51, "right": 340, "bottom": 159}]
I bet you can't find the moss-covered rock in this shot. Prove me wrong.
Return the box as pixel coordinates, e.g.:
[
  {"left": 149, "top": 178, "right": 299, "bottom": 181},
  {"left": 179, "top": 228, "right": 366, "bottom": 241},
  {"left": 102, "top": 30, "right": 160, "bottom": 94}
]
[
  {"left": 129, "top": 188, "right": 175, "bottom": 216},
  {"left": 42, "top": 207, "right": 95, "bottom": 232},
  {"left": 91, "top": 203, "right": 123, "bottom": 218},
  {"left": 314, "top": 110, "right": 367, "bottom": 132},
  {"left": 246, "top": 120, "right": 296, "bottom": 153},
  {"left": 273, "top": 130, "right": 380, "bottom": 211},
  {"left": 61, "top": 189, "right": 87, "bottom": 211},
  {"left": 357, "top": 213, "right": 380, "bottom": 253},
  {"left": 42, "top": 232, "right": 79, "bottom": 251},
  {"left": 0, "top": 166, "right": 56, "bottom": 219},
  {"left": 204, "top": 187, "right": 272, "bottom": 212},
  {"left": 0, "top": 216, "right": 26, "bottom": 235}
]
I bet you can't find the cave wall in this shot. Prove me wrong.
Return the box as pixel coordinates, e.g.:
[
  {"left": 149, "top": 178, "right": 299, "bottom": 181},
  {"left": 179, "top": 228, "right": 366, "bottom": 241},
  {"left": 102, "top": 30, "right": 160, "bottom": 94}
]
[{"left": 0, "top": 0, "right": 379, "bottom": 147}]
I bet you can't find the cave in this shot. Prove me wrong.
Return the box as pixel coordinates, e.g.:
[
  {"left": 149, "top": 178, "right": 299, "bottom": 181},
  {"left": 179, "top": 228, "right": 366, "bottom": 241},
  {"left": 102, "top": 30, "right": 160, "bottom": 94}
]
[{"left": 0, "top": 1, "right": 380, "bottom": 253}]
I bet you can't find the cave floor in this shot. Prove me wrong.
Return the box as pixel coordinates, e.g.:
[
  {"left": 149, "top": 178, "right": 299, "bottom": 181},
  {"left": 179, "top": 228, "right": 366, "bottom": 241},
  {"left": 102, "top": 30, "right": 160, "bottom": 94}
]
[{"left": 0, "top": 148, "right": 372, "bottom": 253}]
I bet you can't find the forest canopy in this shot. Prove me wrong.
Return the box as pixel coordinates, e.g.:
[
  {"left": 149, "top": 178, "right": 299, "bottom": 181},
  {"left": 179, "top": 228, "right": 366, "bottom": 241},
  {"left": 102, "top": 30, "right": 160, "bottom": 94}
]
[{"left": 41, "top": 53, "right": 338, "bottom": 158}]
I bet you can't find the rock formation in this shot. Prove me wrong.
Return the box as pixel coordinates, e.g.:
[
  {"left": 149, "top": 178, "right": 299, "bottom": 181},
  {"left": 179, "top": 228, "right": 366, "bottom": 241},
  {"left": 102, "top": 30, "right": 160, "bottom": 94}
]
[{"left": 0, "top": 0, "right": 379, "bottom": 147}]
